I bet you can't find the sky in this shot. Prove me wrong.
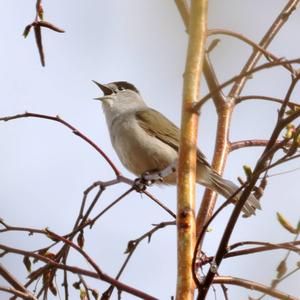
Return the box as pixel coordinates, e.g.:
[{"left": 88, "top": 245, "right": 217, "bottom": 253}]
[{"left": 1, "top": 1, "right": 300, "bottom": 299}]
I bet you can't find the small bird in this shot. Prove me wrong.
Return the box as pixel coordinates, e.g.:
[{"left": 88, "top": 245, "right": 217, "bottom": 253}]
[{"left": 93, "top": 80, "right": 261, "bottom": 217}]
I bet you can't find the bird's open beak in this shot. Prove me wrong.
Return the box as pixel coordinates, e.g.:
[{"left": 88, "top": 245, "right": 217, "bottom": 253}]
[{"left": 92, "top": 80, "right": 113, "bottom": 101}]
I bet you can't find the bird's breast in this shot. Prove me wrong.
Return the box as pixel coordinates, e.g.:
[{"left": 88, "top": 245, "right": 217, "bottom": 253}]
[{"left": 109, "top": 114, "right": 178, "bottom": 180}]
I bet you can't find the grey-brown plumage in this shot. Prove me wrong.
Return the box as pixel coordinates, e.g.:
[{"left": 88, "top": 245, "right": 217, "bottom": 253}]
[{"left": 93, "top": 80, "right": 261, "bottom": 217}]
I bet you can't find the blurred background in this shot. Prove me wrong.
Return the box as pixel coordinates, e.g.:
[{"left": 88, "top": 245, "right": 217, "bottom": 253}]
[{"left": 1, "top": 1, "right": 300, "bottom": 299}]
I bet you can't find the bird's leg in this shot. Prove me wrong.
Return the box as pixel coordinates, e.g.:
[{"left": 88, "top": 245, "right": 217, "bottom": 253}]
[
  {"left": 133, "top": 160, "right": 177, "bottom": 192},
  {"left": 133, "top": 170, "right": 158, "bottom": 192}
]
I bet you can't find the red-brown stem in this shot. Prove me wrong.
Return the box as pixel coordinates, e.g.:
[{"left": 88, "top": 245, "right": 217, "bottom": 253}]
[
  {"left": 198, "top": 75, "right": 300, "bottom": 299},
  {"left": 213, "top": 276, "right": 298, "bottom": 300},
  {"left": 0, "top": 112, "right": 121, "bottom": 176},
  {"left": 230, "top": 139, "right": 272, "bottom": 151},
  {"left": 0, "top": 286, "right": 36, "bottom": 300},
  {"left": 0, "top": 244, "right": 157, "bottom": 300},
  {"left": 196, "top": 101, "right": 233, "bottom": 233},
  {"left": 208, "top": 28, "right": 295, "bottom": 74},
  {"left": 229, "top": 0, "right": 300, "bottom": 98},
  {"left": 0, "top": 264, "right": 36, "bottom": 300},
  {"left": 237, "top": 95, "right": 300, "bottom": 109},
  {"left": 33, "top": 24, "right": 45, "bottom": 67},
  {"left": 194, "top": 58, "right": 300, "bottom": 110},
  {"left": 200, "top": 240, "right": 300, "bottom": 264}
]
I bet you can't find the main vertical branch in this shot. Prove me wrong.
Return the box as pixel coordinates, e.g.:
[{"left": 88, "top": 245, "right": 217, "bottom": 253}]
[
  {"left": 196, "top": 100, "right": 233, "bottom": 233},
  {"left": 176, "top": 1, "right": 208, "bottom": 299}
]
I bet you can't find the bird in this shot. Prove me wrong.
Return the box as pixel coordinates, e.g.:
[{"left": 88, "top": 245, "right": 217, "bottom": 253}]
[{"left": 93, "top": 80, "right": 261, "bottom": 217}]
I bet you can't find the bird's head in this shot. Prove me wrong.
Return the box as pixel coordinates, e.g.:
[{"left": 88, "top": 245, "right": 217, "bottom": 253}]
[{"left": 93, "top": 80, "right": 146, "bottom": 112}]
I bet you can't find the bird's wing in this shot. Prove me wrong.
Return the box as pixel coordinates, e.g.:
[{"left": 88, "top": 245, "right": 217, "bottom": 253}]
[{"left": 136, "top": 108, "right": 210, "bottom": 167}]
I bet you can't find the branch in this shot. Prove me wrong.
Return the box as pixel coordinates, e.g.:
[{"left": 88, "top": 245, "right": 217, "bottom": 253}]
[
  {"left": 0, "top": 244, "right": 157, "bottom": 300},
  {"left": 203, "top": 53, "right": 226, "bottom": 108},
  {"left": 0, "top": 285, "right": 37, "bottom": 300},
  {"left": 102, "top": 221, "right": 175, "bottom": 299},
  {"left": 0, "top": 112, "right": 121, "bottom": 176},
  {"left": 194, "top": 58, "right": 300, "bottom": 110},
  {"left": 213, "top": 276, "right": 299, "bottom": 300},
  {"left": 175, "top": 0, "right": 189, "bottom": 30},
  {"left": 175, "top": 0, "right": 233, "bottom": 242},
  {"left": 0, "top": 264, "right": 37, "bottom": 300},
  {"left": 230, "top": 139, "right": 273, "bottom": 151},
  {"left": 175, "top": 2, "right": 226, "bottom": 108},
  {"left": 208, "top": 28, "right": 295, "bottom": 75},
  {"left": 143, "top": 190, "right": 176, "bottom": 219},
  {"left": 176, "top": 1, "right": 208, "bottom": 299},
  {"left": 200, "top": 240, "right": 300, "bottom": 264},
  {"left": 197, "top": 74, "right": 300, "bottom": 298},
  {"left": 23, "top": 0, "right": 65, "bottom": 67},
  {"left": 236, "top": 95, "right": 300, "bottom": 109},
  {"left": 229, "top": 0, "right": 300, "bottom": 97}
]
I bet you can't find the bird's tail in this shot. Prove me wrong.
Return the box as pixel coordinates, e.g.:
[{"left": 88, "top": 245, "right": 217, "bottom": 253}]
[{"left": 206, "top": 171, "right": 261, "bottom": 217}]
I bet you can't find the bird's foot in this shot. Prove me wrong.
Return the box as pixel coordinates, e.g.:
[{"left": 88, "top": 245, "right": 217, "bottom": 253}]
[{"left": 133, "top": 171, "right": 160, "bottom": 192}]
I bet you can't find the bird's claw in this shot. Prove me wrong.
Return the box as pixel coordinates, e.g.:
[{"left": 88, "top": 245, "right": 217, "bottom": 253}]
[{"left": 133, "top": 172, "right": 157, "bottom": 192}]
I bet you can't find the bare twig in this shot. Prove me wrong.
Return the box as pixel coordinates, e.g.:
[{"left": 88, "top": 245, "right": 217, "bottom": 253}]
[
  {"left": 0, "top": 264, "right": 37, "bottom": 300},
  {"left": 102, "top": 221, "right": 175, "bottom": 299},
  {"left": 213, "top": 276, "right": 299, "bottom": 300},
  {"left": 199, "top": 240, "right": 300, "bottom": 264},
  {"left": 230, "top": 139, "right": 274, "bottom": 151},
  {"left": 229, "top": 0, "right": 300, "bottom": 97},
  {"left": 197, "top": 74, "right": 300, "bottom": 298},
  {"left": 0, "top": 112, "right": 121, "bottom": 176},
  {"left": 23, "top": 0, "right": 65, "bottom": 66},
  {"left": 78, "top": 275, "right": 91, "bottom": 300},
  {"left": 236, "top": 95, "right": 300, "bottom": 109},
  {"left": 0, "top": 285, "right": 37, "bottom": 300},
  {"left": 208, "top": 28, "right": 296, "bottom": 75},
  {"left": 194, "top": 58, "right": 300, "bottom": 110},
  {"left": 0, "top": 244, "right": 157, "bottom": 300}
]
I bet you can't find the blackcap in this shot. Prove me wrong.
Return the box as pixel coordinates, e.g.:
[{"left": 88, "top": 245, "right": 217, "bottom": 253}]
[{"left": 93, "top": 81, "right": 261, "bottom": 217}]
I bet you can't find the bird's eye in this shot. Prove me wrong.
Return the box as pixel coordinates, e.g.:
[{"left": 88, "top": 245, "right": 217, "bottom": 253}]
[{"left": 119, "top": 87, "right": 125, "bottom": 91}]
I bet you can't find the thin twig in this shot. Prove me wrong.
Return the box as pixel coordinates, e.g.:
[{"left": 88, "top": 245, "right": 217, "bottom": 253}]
[
  {"left": 213, "top": 276, "right": 299, "bottom": 300},
  {"left": 236, "top": 95, "right": 300, "bottom": 109},
  {"left": 208, "top": 28, "right": 296, "bottom": 75},
  {"left": 230, "top": 139, "right": 275, "bottom": 151},
  {"left": 0, "top": 112, "right": 121, "bottom": 176},
  {"left": 0, "top": 285, "right": 37, "bottom": 300},
  {"left": 0, "top": 244, "right": 157, "bottom": 300},
  {"left": 200, "top": 240, "right": 300, "bottom": 264},
  {"left": 229, "top": 0, "right": 300, "bottom": 97},
  {"left": 197, "top": 74, "right": 300, "bottom": 298},
  {"left": 102, "top": 221, "right": 175, "bottom": 299},
  {"left": 0, "top": 264, "right": 37, "bottom": 300},
  {"left": 194, "top": 58, "right": 300, "bottom": 110}
]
